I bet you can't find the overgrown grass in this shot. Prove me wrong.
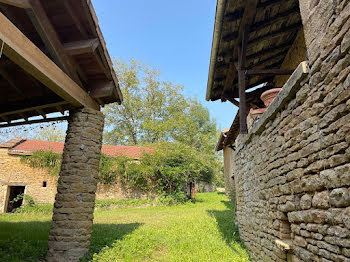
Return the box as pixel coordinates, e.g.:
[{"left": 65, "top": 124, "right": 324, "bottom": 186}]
[
  {"left": 0, "top": 193, "right": 249, "bottom": 262},
  {"left": 95, "top": 198, "right": 156, "bottom": 209}
]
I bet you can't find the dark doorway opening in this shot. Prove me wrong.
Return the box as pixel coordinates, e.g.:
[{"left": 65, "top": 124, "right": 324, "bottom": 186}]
[{"left": 6, "top": 186, "right": 25, "bottom": 212}]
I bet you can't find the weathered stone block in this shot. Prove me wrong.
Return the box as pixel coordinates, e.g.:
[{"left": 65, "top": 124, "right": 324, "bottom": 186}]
[
  {"left": 329, "top": 188, "right": 350, "bottom": 207},
  {"left": 312, "top": 191, "right": 330, "bottom": 209}
]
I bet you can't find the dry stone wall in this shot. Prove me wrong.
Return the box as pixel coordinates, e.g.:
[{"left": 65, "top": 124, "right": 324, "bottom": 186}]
[
  {"left": 0, "top": 149, "right": 148, "bottom": 213},
  {"left": 0, "top": 148, "right": 57, "bottom": 212},
  {"left": 231, "top": 1, "right": 350, "bottom": 261}
]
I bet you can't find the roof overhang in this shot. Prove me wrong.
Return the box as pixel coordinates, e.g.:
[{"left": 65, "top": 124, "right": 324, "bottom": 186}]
[
  {"left": 206, "top": 0, "right": 302, "bottom": 102},
  {"left": 0, "top": 0, "right": 123, "bottom": 126}
]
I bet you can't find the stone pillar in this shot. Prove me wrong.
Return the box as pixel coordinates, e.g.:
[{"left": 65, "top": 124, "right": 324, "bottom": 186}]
[{"left": 46, "top": 108, "right": 104, "bottom": 262}]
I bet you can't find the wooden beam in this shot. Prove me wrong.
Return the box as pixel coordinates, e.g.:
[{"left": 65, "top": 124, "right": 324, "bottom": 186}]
[
  {"left": 19, "top": 113, "right": 28, "bottom": 121},
  {"left": 0, "top": 68, "right": 27, "bottom": 98},
  {"left": 0, "top": 115, "right": 10, "bottom": 123},
  {"left": 82, "top": 0, "right": 123, "bottom": 103},
  {"left": 56, "top": 105, "right": 65, "bottom": 115},
  {"left": 36, "top": 108, "right": 46, "bottom": 119},
  {"left": 63, "top": 39, "right": 99, "bottom": 56},
  {"left": 0, "top": 0, "right": 30, "bottom": 8},
  {"left": 0, "top": 116, "right": 69, "bottom": 128},
  {"left": 222, "top": 0, "right": 259, "bottom": 100},
  {"left": 250, "top": 6, "right": 300, "bottom": 33},
  {"left": 0, "top": 13, "right": 99, "bottom": 109},
  {"left": 0, "top": 102, "right": 67, "bottom": 118},
  {"left": 246, "top": 69, "right": 294, "bottom": 76},
  {"left": 237, "top": 47, "right": 248, "bottom": 134},
  {"left": 249, "top": 23, "right": 301, "bottom": 45},
  {"left": 26, "top": 0, "right": 82, "bottom": 86},
  {"left": 62, "top": 0, "right": 89, "bottom": 39},
  {"left": 88, "top": 81, "right": 114, "bottom": 99},
  {"left": 228, "top": 98, "right": 240, "bottom": 107},
  {"left": 246, "top": 41, "right": 293, "bottom": 60},
  {"left": 238, "top": 26, "right": 249, "bottom": 70}
]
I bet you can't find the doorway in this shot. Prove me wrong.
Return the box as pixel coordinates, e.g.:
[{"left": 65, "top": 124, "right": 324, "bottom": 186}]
[{"left": 6, "top": 186, "right": 25, "bottom": 212}]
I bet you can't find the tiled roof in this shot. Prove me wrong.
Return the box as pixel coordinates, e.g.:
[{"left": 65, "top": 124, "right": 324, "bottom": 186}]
[
  {"left": 215, "top": 129, "right": 230, "bottom": 152},
  {"left": 0, "top": 137, "right": 26, "bottom": 148},
  {"left": 6, "top": 139, "right": 153, "bottom": 159}
]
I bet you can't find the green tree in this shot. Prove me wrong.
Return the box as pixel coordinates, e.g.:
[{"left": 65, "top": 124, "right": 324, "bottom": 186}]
[
  {"left": 104, "top": 58, "right": 218, "bottom": 154},
  {"left": 33, "top": 125, "right": 65, "bottom": 142}
]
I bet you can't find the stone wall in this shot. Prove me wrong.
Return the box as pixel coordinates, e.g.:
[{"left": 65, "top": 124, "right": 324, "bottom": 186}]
[
  {"left": 223, "top": 147, "right": 235, "bottom": 199},
  {"left": 0, "top": 149, "right": 148, "bottom": 213},
  {"left": 0, "top": 148, "right": 57, "bottom": 212},
  {"left": 230, "top": 1, "right": 350, "bottom": 261}
]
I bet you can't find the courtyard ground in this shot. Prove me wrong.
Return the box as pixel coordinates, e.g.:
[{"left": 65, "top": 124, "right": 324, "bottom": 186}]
[{"left": 0, "top": 192, "right": 249, "bottom": 262}]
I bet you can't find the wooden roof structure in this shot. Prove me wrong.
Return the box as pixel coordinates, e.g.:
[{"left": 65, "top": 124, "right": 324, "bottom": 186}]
[
  {"left": 215, "top": 86, "right": 269, "bottom": 151},
  {"left": 207, "top": 0, "right": 302, "bottom": 102},
  {"left": 207, "top": 0, "right": 303, "bottom": 134},
  {"left": 0, "top": 0, "right": 123, "bottom": 127}
]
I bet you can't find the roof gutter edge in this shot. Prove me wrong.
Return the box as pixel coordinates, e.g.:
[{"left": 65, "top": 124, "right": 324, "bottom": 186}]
[{"left": 206, "top": 0, "right": 227, "bottom": 101}]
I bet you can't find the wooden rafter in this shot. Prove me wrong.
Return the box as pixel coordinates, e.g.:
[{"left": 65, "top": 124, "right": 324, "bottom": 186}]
[
  {"left": 63, "top": 39, "right": 99, "bottom": 56},
  {"left": 82, "top": 0, "right": 123, "bottom": 103},
  {"left": 250, "top": 6, "right": 300, "bottom": 32},
  {"left": 249, "top": 22, "right": 301, "bottom": 45},
  {"left": 88, "top": 81, "right": 114, "bottom": 99},
  {"left": 0, "top": 12, "right": 99, "bottom": 110},
  {"left": 36, "top": 108, "right": 46, "bottom": 119},
  {"left": 246, "top": 69, "right": 294, "bottom": 75},
  {"left": 62, "top": 0, "right": 89, "bottom": 39},
  {"left": 0, "top": 102, "right": 67, "bottom": 118},
  {"left": 246, "top": 41, "right": 293, "bottom": 60},
  {"left": 26, "top": 0, "right": 82, "bottom": 86},
  {"left": 0, "top": 116, "right": 69, "bottom": 128},
  {"left": 56, "top": 105, "right": 65, "bottom": 115},
  {"left": 222, "top": 0, "right": 259, "bottom": 99},
  {"left": 0, "top": 0, "right": 29, "bottom": 8}
]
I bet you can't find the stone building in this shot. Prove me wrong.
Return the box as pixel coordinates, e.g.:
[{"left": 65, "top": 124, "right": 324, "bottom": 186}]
[
  {"left": 0, "top": 138, "right": 153, "bottom": 213},
  {"left": 208, "top": 0, "right": 350, "bottom": 261}
]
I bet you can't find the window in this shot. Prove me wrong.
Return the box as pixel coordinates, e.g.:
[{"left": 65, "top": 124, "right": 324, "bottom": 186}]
[{"left": 42, "top": 181, "right": 47, "bottom": 187}]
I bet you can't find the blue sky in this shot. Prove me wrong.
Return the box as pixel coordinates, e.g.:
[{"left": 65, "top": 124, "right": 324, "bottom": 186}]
[{"left": 92, "top": 0, "right": 237, "bottom": 130}]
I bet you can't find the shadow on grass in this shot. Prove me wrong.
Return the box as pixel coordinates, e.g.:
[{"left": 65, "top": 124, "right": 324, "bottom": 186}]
[
  {"left": 207, "top": 200, "right": 247, "bottom": 253},
  {"left": 0, "top": 220, "right": 142, "bottom": 262},
  {"left": 83, "top": 222, "right": 142, "bottom": 261}
]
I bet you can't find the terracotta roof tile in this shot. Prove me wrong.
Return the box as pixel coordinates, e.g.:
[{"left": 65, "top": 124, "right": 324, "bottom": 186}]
[
  {"left": 0, "top": 137, "right": 26, "bottom": 148},
  {"left": 7, "top": 139, "right": 153, "bottom": 159}
]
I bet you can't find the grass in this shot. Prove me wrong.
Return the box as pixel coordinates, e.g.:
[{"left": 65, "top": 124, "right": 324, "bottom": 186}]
[{"left": 0, "top": 192, "right": 249, "bottom": 262}]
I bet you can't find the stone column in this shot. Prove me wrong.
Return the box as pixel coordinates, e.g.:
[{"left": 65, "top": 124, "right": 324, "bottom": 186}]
[{"left": 46, "top": 108, "right": 104, "bottom": 262}]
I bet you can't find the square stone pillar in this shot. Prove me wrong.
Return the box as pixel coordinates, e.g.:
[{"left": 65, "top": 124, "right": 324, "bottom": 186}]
[{"left": 46, "top": 108, "right": 104, "bottom": 262}]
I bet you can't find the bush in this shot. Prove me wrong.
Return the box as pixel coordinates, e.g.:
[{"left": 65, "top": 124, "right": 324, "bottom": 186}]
[
  {"left": 21, "top": 151, "right": 61, "bottom": 176},
  {"left": 10, "top": 194, "right": 35, "bottom": 207},
  {"left": 21, "top": 143, "right": 221, "bottom": 204}
]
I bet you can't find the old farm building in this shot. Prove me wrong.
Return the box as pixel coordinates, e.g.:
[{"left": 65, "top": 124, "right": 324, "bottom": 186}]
[
  {"left": 0, "top": 0, "right": 123, "bottom": 261},
  {"left": 209, "top": 0, "right": 350, "bottom": 261},
  {"left": 0, "top": 138, "right": 153, "bottom": 213}
]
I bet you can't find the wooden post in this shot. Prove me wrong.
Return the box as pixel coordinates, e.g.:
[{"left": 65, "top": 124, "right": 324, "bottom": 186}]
[
  {"left": 237, "top": 27, "right": 249, "bottom": 134},
  {"left": 191, "top": 182, "right": 196, "bottom": 200},
  {"left": 238, "top": 67, "right": 247, "bottom": 134}
]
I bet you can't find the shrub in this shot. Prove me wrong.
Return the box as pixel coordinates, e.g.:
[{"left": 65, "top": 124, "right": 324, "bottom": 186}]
[
  {"left": 21, "top": 143, "right": 221, "bottom": 204},
  {"left": 21, "top": 151, "right": 61, "bottom": 176}
]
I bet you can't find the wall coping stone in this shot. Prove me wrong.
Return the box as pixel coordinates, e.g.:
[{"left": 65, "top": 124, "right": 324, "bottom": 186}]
[{"left": 235, "top": 61, "right": 310, "bottom": 154}]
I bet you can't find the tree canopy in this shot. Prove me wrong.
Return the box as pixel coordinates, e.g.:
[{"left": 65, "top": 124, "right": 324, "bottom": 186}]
[{"left": 103, "top": 59, "right": 218, "bottom": 153}]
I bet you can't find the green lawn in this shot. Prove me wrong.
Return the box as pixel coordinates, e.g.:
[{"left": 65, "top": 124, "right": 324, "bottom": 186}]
[{"left": 0, "top": 193, "right": 249, "bottom": 262}]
